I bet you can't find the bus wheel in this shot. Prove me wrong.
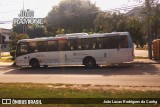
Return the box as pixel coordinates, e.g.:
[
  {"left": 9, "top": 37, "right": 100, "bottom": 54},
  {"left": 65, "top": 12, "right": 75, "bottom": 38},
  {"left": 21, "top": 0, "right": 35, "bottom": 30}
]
[
  {"left": 30, "top": 59, "right": 40, "bottom": 68},
  {"left": 84, "top": 58, "right": 96, "bottom": 68},
  {"left": 43, "top": 65, "right": 48, "bottom": 68}
]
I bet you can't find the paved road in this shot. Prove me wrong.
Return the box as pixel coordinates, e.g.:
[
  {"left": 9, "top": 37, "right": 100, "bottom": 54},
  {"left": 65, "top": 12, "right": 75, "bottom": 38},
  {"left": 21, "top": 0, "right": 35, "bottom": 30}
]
[{"left": 0, "top": 64, "right": 160, "bottom": 87}]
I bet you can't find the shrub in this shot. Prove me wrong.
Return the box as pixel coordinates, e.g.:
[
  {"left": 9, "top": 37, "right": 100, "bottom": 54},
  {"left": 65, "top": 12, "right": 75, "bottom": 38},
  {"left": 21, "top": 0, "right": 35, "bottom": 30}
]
[{"left": 10, "top": 50, "right": 16, "bottom": 58}]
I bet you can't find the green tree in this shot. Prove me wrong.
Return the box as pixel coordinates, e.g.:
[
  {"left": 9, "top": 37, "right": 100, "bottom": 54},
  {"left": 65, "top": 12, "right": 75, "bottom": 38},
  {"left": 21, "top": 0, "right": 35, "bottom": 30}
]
[
  {"left": 133, "top": 0, "right": 160, "bottom": 58},
  {"left": 126, "top": 17, "right": 145, "bottom": 48},
  {"left": 27, "top": 25, "right": 47, "bottom": 38},
  {"left": 46, "top": 0, "right": 99, "bottom": 34},
  {"left": 13, "top": 24, "right": 47, "bottom": 38},
  {"left": 13, "top": 24, "right": 24, "bottom": 34},
  {"left": 94, "top": 12, "right": 145, "bottom": 47},
  {"left": 150, "top": 4, "right": 160, "bottom": 39},
  {"left": 94, "top": 12, "right": 127, "bottom": 33},
  {"left": 10, "top": 32, "right": 29, "bottom": 49}
]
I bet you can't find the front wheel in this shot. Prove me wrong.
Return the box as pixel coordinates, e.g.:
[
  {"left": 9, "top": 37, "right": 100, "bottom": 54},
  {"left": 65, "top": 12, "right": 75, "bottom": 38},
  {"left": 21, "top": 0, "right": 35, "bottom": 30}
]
[
  {"left": 30, "top": 59, "right": 40, "bottom": 68},
  {"left": 84, "top": 58, "right": 96, "bottom": 68}
]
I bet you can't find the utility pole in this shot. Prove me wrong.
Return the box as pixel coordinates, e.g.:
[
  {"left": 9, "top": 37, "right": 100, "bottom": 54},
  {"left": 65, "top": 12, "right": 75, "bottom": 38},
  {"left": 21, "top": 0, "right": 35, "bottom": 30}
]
[
  {"left": 145, "top": 0, "right": 152, "bottom": 59},
  {"left": 22, "top": 0, "right": 26, "bottom": 34},
  {"left": 0, "top": 44, "right": 1, "bottom": 59}
]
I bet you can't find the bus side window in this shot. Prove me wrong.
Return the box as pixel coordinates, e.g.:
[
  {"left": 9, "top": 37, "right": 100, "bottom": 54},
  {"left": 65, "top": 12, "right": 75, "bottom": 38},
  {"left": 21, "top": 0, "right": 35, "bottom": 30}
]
[
  {"left": 90, "top": 38, "right": 96, "bottom": 49},
  {"left": 48, "top": 41, "right": 58, "bottom": 51},
  {"left": 96, "top": 38, "right": 105, "bottom": 49},
  {"left": 67, "top": 39, "right": 77, "bottom": 50},
  {"left": 82, "top": 39, "right": 88, "bottom": 50},
  {"left": 58, "top": 40, "right": 68, "bottom": 51},
  {"left": 77, "top": 39, "right": 82, "bottom": 50},
  {"left": 28, "top": 42, "right": 37, "bottom": 53},
  {"left": 83, "top": 38, "right": 95, "bottom": 50},
  {"left": 37, "top": 41, "right": 48, "bottom": 52},
  {"left": 107, "top": 36, "right": 118, "bottom": 49}
]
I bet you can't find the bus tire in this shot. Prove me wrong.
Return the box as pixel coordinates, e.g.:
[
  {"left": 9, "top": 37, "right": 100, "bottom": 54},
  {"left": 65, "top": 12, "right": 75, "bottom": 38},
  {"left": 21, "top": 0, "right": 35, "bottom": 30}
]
[
  {"left": 84, "top": 57, "right": 96, "bottom": 68},
  {"left": 30, "top": 59, "right": 40, "bottom": 68},
  {"left": 43, "top": 65, "right": 48, "bottom": 68}
]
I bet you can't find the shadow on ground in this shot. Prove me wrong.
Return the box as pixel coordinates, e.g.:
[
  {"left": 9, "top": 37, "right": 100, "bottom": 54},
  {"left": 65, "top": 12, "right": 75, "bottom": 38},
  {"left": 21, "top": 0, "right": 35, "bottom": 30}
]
[{"left": 3, "top": 63, "right": 160, "bottom": 76}]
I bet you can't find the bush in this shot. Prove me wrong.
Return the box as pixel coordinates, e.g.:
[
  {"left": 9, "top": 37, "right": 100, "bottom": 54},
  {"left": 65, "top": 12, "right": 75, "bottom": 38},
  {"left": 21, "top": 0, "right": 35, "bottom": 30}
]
[{"left": 10, "top": 50, "right": 16, "bottom": 58}]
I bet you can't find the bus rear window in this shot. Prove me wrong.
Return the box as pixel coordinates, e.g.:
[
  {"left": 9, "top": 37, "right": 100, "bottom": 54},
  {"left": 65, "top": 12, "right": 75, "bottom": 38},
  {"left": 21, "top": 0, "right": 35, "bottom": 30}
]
[{"left": 118, "top": 36, "right": 128, "bottom": 48}]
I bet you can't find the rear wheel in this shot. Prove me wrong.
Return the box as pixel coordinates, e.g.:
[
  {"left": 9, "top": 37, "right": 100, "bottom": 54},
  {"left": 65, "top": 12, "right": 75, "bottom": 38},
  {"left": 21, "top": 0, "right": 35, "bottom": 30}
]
[
  {"left": 30, "top": 59, "right": 40, "bottom": 68},
  {"left": 84, "top": 58, "right": 96, "bottom": 68}
]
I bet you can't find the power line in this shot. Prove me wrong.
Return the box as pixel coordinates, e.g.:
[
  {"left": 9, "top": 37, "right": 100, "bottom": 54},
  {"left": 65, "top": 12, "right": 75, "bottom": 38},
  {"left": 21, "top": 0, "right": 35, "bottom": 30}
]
[
  {"left": 0, "top": 4, "right": 145, "bottom": 23},
  {"left": 104, "top": 4, "right": 144, "bottom": 13},
  {"left": 0, "top": 21, "right": 12, "bottom": 24},
  {"left": 0, "top": 9, "right": 20, "bottom": 14}
]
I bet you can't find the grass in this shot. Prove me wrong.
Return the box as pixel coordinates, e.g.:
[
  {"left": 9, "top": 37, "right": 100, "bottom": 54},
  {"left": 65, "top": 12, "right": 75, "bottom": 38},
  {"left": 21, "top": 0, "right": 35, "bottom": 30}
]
[
  {"left": 0, "top": 83, "right": 160, "bottom": 107},
  {"left": 0, "top": 57, "right": 14, "bottom": 62},
  {"left": 135, "top": 48, "right": 147, "bottom": 50},
  {"left": 135, "top": 56, "right": 148, "bottom": 59},
  {"left": 0, "top": 53, "right": 14, "bottom": 62}
]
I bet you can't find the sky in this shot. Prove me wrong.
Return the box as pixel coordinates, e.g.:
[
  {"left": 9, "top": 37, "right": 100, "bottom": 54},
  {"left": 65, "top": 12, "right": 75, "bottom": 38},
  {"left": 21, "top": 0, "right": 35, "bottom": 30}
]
[{"left": 0, "top": 0, "right": 142, "bottom": 29}]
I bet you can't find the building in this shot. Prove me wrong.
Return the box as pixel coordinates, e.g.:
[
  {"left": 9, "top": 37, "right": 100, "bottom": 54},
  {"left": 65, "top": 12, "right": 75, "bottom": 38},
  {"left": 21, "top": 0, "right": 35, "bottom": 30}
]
[{"left": 0, "top": 28, "right": 12, "bottom": 51}]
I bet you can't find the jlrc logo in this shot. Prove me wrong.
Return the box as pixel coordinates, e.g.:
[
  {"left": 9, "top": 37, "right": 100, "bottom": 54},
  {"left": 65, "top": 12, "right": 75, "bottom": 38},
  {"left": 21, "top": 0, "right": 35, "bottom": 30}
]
[
  {"left": 18, "top": 9, "right": 34, "bottom": 18},
  {"left": 13, "top": 9, "right": 44, "bottom": 25}
]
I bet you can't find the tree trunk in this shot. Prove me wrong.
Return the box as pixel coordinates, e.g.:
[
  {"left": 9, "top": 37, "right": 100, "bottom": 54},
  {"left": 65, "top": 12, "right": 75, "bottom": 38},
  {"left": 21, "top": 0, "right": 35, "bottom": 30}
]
[{"left": 145, "top": 0, "right": 152, "bottom": 59}]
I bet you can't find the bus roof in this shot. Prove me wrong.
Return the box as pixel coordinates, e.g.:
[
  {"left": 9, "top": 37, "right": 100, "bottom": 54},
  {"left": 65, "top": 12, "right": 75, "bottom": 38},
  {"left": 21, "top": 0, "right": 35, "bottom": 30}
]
[
  {"left": 56, "top": 33, "right": 88, "bottom": 37},
  {"left": 17, "top": 32, "right": 130, "bottom": 43}
]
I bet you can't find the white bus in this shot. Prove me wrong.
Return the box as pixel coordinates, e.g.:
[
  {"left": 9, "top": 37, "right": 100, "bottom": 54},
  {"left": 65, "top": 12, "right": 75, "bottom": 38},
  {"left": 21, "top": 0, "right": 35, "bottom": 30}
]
[{"left": 16, "top": 32, "right": 134, "bottom": 68}]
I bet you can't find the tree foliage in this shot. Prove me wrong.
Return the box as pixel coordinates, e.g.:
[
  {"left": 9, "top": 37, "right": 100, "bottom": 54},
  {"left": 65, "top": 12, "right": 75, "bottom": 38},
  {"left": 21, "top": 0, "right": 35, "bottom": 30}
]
[
  {"left": 13, "top": 24, "right": 47, "bottom": 38},
  {"left": 150, "top": 4, "right": 160, "bottom": 39},
  {"left": 126, "top": 17, "right": 145, "bottom": 48},
  {"left": 94, "top": 12, "right": 127, "bottom": 33},
  {"left": 27, "top": 25, "right": 47, "bottom": 38},
  {"left": 94, "top": 12, "right": 145, "bottom": 47},
  {"left": 13, "top": 24, "right": 24, "bottom": 34},
  {"left": 12, "top": 0, "right": 160, "bottom": 49},
  {"left": 10, "top": 32, "right": 29, "bottom": 49},
  {"left": 46, "top": 0, "right": 99, "bottom": 34}
]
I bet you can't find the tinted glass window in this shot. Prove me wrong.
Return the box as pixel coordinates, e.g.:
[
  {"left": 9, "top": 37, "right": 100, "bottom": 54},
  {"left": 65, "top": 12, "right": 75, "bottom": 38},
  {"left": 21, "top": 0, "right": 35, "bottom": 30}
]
[
  {"left": 77, "top": 39, "right": 82, "bottom": 50},
  {"left": 82, "top": 38, "right": 97, "bottom": 50},
  {"left": 48, "top": 41, "right": 58, "bottom": 51},
  {"left": 17, "top": 43, "right": 28, "bottom": 56},
  {"left": 96, "top": 37, "right": 107, "bottom": 49},
  {"left": 28, "top": 42, "right": 38, "bottom": 53},
  {"left": 118, "top": 36, "right": 128, "bottom": 48},
  {"left": 67, "top": 39, "right": 77, "bottom": 50},
  {"left": 107, "top": 36, "right": 118, "bottom": 49},
  {"left": 96, "top": 36, "right": 118, "bottom": 49},
  {"left": 20, "top": 43, "right": 27, "bottom": 53},
  {"left": 28, "top": 41, "right": 48, "bottom": 52},
  {"left": 58, "top": 39, "right": 68, "bottom": 51},
  {"left": 37, "top": 41, "right": 48, "bottom": 52}
]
